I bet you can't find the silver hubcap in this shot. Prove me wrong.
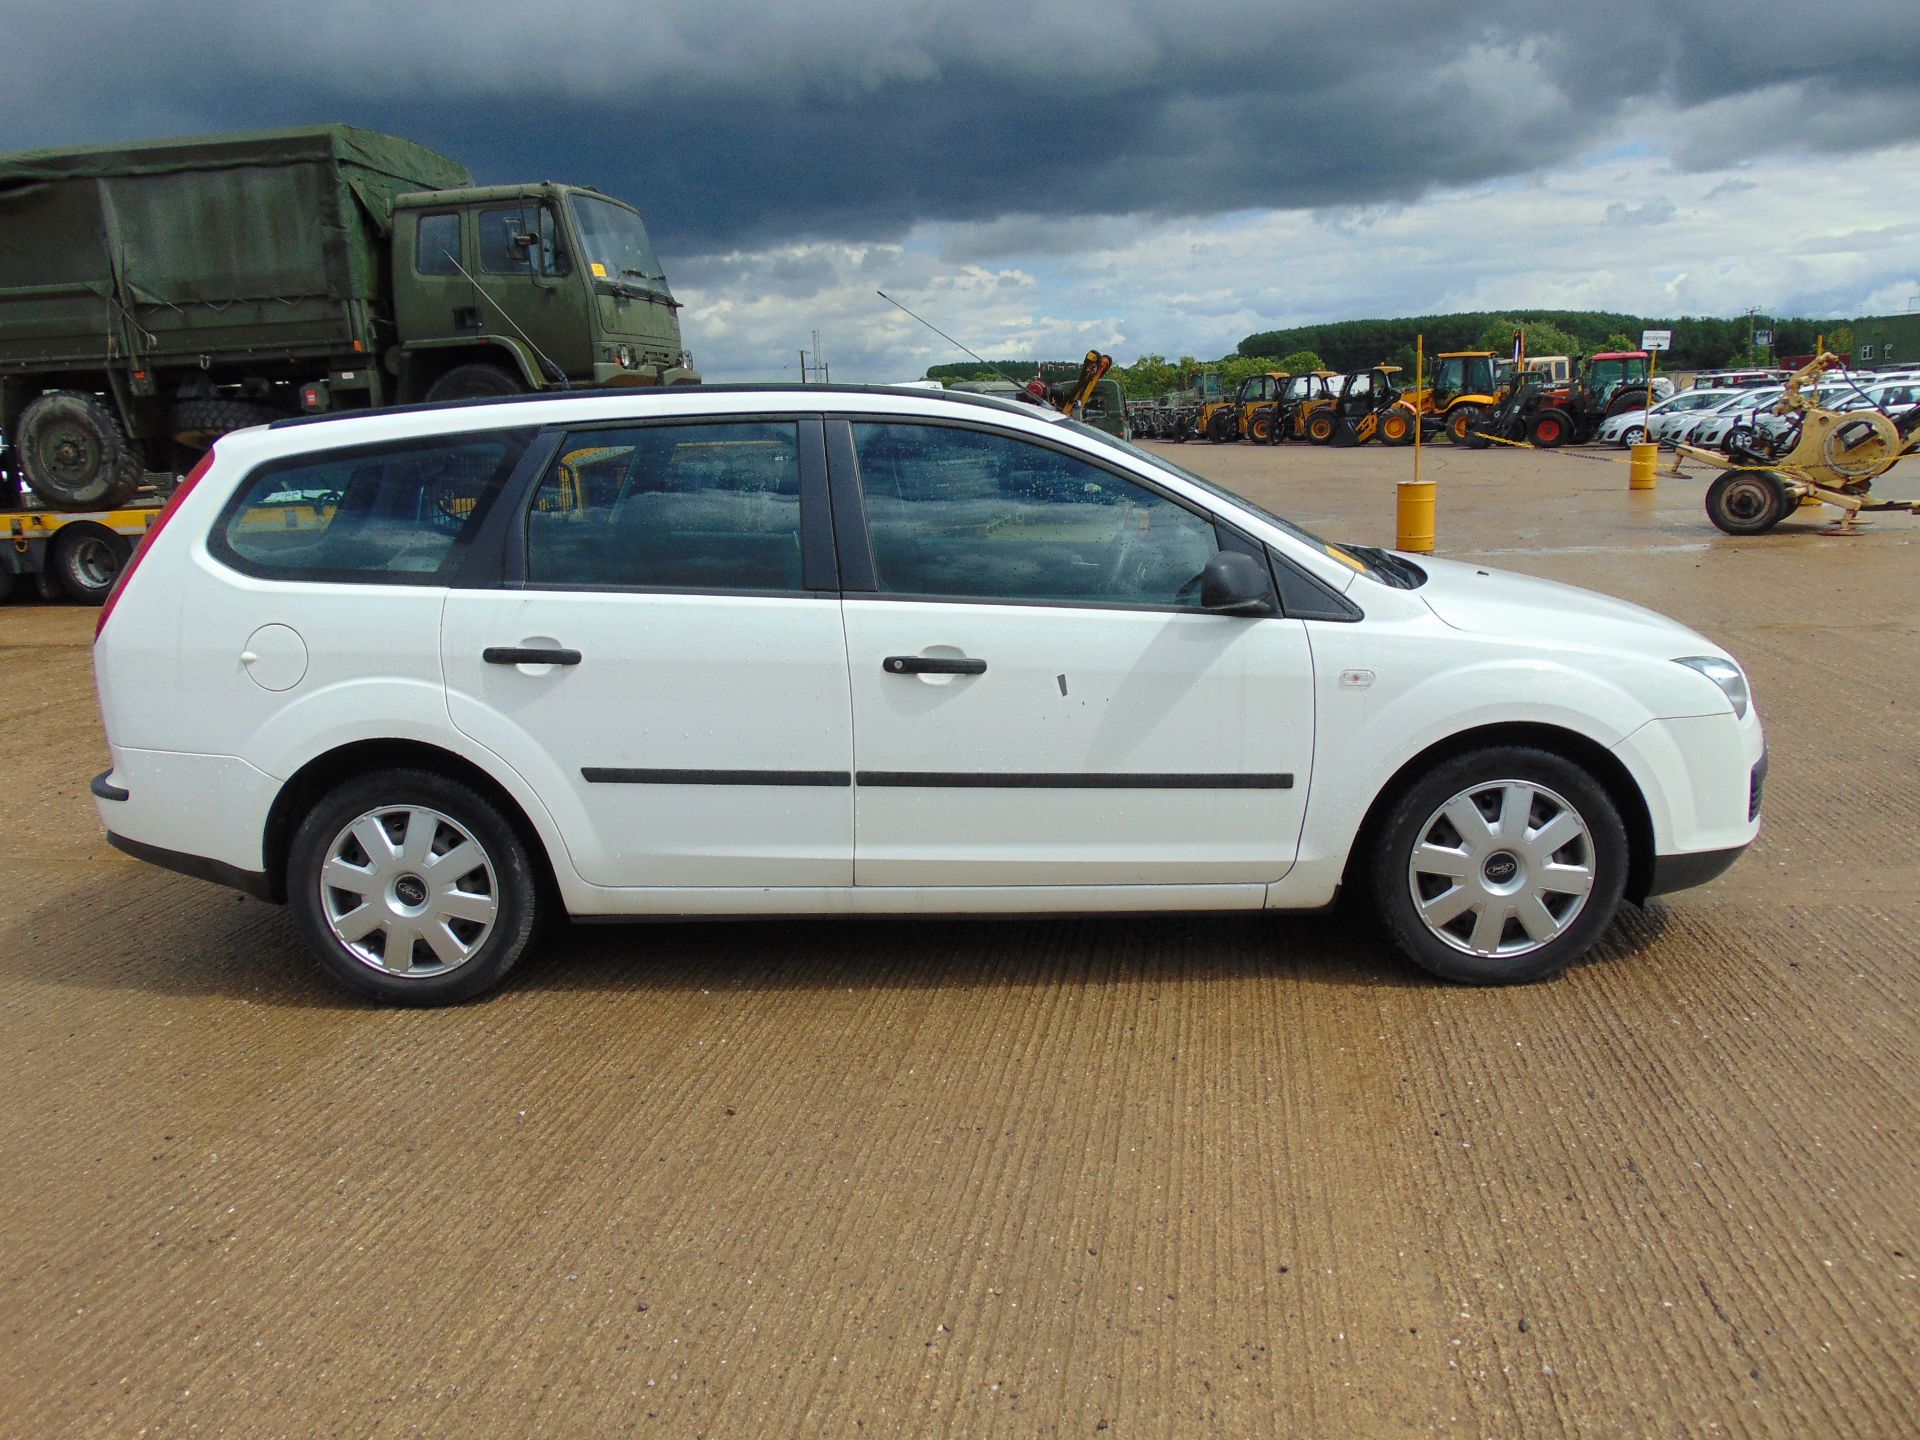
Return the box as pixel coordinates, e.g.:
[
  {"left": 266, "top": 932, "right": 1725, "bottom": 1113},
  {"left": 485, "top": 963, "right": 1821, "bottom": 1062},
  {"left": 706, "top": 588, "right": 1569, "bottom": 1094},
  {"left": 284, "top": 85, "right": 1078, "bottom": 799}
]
[
  {"left": 319, "top": 805, "right": 498, "bottom": 977},
  {"left": 1407, "top": 780, "right": 1596, "bottom": 958}
]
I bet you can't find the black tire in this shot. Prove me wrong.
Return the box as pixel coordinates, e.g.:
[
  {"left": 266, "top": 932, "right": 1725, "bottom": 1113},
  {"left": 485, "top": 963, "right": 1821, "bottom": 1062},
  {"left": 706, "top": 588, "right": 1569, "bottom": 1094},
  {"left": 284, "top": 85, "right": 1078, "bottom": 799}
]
[
  {"left": 1306, "top": 411, "right": 1337, "bottom": 445},
  {"left": 1721, "top": 423, "right": 1756, "bottom": 456},
  {"left": 1369, "top": 746, "right": 1629, "bottom": 985},
  {"left": 1206, "top": 411, "right": 1236, "bottom": 443},
  {"left": 171, "top": 398, "right": 287, "bottom": 450},
  {"left": 287, "top": 768, "right": 541, "bottom": 1005},
  {"left": 1446, "top": 405, "right": 1482, "bottom": 447},
  {"left": 50, "top": 525, "right": 130, "bottom": 605},
  {"left": 17, "top": 391, "right": 138, "bottom": 510},
  {"left": 1379, "top": 407, "right": 1416, "bottom": 446},
  {"left": 1704, "top": 469, "right": 1790, "bottom": 535},
  {"left": 1527, "top": 409, "right": 1571, "bottom": 448},
  {"left": 425, "top": 363, "right": 522, "bottom": 403},
  {"left": 1247, "top": 410, "right": 1274, "bottom": 444}
]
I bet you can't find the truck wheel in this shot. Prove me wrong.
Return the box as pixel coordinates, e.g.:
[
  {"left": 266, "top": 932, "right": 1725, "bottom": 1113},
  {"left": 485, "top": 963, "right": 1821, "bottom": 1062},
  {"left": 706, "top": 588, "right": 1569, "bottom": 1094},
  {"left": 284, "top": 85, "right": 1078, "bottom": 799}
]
[
  {"left": 171, "top": 398, "right": 286, "bottom": 450},
  {"left": 51, "top": 525, "right": 131, "bottom": 605},
  {"left": 1379, "top": 407, "right": 1416, "bottom": 446},
  {"left": 1704, "top": 470, "right": 1790, "bottom": 535},
  {"left": 1306, "top": 412, "right": 1337, "bottom": 444},
  {"left": 17, "top": 391, "right": 135, "bottom": 511},
  {"left": 1446, "top": 405, "right": 1482, "bottom": 446},
  {"left": 1247, "top": 411, "right": 1274, "bottom": 444},
  {"left": 425, "top": 364, "right": 522, "bottom": 403}
]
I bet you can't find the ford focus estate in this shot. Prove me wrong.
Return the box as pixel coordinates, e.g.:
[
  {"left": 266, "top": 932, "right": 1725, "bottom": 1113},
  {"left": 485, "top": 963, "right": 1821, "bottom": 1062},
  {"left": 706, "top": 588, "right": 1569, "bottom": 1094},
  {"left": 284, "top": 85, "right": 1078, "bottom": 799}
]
[{"left": 90, "top": 385, "right": 1764, "bottom": 1004}]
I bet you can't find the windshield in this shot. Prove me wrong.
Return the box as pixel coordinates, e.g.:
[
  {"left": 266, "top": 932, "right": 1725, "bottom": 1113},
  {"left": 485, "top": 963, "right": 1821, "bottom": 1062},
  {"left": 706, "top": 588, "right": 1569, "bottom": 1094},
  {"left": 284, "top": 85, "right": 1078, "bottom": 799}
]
[
  {"left": 570, "top": 194, "right": 669, "bottom": 289},
  {"left": 1059, "top": 417, "right": 1380, "bottom": 578}
]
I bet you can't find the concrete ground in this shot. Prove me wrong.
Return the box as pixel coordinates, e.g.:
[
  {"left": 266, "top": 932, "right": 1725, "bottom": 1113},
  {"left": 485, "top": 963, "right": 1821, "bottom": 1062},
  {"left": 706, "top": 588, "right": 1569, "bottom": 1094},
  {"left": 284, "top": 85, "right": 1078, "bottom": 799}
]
[{"left": 1, "top": 439, "right": 1914, "bottom": 1438}]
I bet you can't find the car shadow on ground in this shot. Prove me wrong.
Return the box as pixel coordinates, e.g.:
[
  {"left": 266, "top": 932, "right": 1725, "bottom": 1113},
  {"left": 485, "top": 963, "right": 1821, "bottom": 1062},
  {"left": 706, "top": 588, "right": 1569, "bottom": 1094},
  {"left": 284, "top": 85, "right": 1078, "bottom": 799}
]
[{"left": 3, "top": 868, "right": 1675, "bottom": 1010}]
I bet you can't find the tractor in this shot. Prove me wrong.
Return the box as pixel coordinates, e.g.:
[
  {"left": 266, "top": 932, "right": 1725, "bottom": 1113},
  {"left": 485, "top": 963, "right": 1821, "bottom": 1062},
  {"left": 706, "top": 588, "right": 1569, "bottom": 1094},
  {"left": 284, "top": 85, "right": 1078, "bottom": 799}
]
[
  {"left": 1303, "top": 366, "right": 1416, "bottom": 446},
  {"left": 1194, "top": 370, "right": 1291, "bottom": 443},
  {"left": 1397, "top": 350, "right": 1506, "bottom": 445},
  {"left": 1250, "top": 371, "right": 1337, "bottom": 444},
  {"left": 1461, "top": 351, "right": 1659, "bottom": 449}
]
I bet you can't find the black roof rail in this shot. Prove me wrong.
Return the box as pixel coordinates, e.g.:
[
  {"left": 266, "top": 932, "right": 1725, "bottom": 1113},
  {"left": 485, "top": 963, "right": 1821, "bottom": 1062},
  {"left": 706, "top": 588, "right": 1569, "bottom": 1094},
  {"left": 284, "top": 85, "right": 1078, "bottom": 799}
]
[{"left": 267, "top": 382, "right": 1043, "bottom": 432}]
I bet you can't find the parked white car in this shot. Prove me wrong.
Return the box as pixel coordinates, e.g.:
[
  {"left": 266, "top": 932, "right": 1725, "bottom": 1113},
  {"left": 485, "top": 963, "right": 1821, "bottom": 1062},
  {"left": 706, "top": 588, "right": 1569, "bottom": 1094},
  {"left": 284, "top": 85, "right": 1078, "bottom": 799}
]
[
  {"left": 1601, "top": 388, "right": 1740, "bottom": 447},
  {"left": 90, "top": 386, "right": 1765, "bottom": 1003}
]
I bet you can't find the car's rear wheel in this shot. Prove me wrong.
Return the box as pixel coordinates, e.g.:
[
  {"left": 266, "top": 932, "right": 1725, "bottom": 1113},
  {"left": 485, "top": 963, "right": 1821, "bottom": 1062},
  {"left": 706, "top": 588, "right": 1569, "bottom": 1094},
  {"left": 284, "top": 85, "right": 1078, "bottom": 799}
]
[
  {"left": 288, "top": 769, "right": 539, "bottom": 1004},
  {"left": 1370, "top": 746, "right": 1628, "bottom": 985}
]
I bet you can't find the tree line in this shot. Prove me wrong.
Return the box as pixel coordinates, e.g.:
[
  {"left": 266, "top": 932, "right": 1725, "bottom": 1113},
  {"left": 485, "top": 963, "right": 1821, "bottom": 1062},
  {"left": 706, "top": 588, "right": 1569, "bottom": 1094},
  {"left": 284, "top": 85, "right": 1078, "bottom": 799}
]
[{"left": 1238, "top": 311, "right": 1842, "bottom": 373}]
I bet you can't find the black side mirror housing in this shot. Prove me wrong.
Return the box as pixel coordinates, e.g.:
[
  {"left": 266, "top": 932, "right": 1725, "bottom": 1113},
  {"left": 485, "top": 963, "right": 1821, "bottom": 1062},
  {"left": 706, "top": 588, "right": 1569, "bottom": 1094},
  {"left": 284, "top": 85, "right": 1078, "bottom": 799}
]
[{"left": 1199, "top": 550, "right": 1277, "bottom": 616}]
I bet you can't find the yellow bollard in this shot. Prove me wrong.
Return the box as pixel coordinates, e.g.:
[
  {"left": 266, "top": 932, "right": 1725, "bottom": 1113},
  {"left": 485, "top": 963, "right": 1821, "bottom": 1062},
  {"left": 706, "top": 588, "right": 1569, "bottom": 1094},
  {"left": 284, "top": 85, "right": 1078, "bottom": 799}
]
[
  {"left": 1629, "top": 442, "right": 1658, "bottom": 490},
  {"left": 1396, "top": 479, "right": 1435, "bottom": 553}
]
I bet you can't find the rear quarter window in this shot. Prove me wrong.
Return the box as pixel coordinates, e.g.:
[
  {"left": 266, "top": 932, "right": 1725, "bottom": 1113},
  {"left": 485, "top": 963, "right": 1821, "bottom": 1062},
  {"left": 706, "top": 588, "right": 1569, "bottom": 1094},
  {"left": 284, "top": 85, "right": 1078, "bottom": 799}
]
[{"left": 210, "top": 430, "right": 532, "bottom": 584}]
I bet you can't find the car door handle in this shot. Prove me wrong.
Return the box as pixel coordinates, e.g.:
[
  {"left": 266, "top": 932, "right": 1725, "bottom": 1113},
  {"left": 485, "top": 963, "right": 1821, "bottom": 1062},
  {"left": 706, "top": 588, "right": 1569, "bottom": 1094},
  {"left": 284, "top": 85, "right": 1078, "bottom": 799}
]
[
  {"left": 883, "top": 655, "right": 986, "bottom": 675},
  {"left": 483, "top": 646, "right": 582, "bottom": 666}
]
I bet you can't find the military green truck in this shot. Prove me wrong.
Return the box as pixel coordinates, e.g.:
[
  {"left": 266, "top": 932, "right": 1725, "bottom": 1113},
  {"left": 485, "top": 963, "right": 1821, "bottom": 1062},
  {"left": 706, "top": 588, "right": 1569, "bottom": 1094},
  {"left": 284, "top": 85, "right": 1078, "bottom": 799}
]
[{"left": 0, "top": 125, "right": 696, "bottom": 519}]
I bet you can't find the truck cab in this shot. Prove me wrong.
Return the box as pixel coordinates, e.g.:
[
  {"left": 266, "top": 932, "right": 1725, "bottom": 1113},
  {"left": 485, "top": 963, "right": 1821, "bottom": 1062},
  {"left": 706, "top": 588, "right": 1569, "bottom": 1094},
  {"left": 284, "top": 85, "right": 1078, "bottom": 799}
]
[{"left": 391, "top": 183, "right": 696, "bottom": 401}]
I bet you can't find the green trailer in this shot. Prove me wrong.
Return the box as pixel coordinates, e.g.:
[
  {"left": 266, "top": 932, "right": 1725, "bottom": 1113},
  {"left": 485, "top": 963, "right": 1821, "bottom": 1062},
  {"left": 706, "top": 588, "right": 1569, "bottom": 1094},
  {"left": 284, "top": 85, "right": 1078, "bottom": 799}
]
[{"left": 0, "top": 125, "right": 695, "bottom": 511}]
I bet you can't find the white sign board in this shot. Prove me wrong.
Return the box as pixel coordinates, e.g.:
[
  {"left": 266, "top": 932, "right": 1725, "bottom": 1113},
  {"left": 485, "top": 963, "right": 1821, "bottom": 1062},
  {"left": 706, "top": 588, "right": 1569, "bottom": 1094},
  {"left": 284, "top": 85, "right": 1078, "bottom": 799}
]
[
  {"left": 1641, "top": 329, "right": 1673, "bottom": 351},
  {"left": 1754, "top": 328, "right": 1773, "bottom": 347}
]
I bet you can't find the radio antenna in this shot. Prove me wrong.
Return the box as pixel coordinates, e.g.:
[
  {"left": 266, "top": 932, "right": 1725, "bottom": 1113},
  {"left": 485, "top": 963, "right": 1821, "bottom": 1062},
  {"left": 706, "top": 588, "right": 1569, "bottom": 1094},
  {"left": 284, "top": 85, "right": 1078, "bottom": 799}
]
[{"left": 876, "top": 291, "right": 1032, "bottom": 391}]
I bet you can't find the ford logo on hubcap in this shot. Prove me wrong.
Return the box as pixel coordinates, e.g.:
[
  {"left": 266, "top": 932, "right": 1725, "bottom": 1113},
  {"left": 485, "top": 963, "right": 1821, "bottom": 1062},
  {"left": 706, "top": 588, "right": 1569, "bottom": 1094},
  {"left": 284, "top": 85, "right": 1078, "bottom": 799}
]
[{"left": 1483, "top": 854, "right": 1519, "bottom": 884}]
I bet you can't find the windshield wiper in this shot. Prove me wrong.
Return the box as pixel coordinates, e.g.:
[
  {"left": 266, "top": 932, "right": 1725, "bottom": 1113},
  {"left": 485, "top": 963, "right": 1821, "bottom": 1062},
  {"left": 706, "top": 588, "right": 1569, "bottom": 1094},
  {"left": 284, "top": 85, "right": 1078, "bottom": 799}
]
[
  {"left": 598, "top": 272, "right": 682, "bottom": 309},
  {"left": 1343, "top": 544, "right": 1426, "bottom": 589}
]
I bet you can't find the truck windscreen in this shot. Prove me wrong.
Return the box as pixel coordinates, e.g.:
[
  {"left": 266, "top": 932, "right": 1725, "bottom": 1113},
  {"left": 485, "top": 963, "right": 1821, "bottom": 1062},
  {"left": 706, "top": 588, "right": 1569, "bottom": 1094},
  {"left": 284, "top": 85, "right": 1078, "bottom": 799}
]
[{"left": 571, "top": 195, "right": 669, "bottom": 289}]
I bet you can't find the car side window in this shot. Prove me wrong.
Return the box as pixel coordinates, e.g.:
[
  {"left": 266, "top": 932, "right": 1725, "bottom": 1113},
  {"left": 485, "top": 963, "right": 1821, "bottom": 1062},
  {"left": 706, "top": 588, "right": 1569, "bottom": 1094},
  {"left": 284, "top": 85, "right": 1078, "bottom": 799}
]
[
  {"left": 212, "top": 432, "right": 529, "bottom": 583},
  {"left": 415, "top": 213, "right": 461, "bottom": 276},
  {"left": 526, "top": 422, "right": 804, "bottom": 592},
  {"left": 852, "top": 422, "right": 1218, "bottom": 607}
]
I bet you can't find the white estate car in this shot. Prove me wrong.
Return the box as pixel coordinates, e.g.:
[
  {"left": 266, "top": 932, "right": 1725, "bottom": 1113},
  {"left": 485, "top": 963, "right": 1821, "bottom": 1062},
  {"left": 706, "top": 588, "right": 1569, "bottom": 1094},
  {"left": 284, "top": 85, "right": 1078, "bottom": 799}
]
[{"left": 90, "top": 386, "right": 1764, "bottom": 1004}]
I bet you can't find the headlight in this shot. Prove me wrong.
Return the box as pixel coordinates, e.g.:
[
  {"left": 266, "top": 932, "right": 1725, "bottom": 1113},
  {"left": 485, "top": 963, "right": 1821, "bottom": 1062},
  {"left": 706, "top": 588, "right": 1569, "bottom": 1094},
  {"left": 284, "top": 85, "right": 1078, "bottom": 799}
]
[
  {"left": 616, "top": 343, "right": 636, "bottom": 369},
  {"left": 1674, "top": 655, "right": 1749, "bottom": 719}
]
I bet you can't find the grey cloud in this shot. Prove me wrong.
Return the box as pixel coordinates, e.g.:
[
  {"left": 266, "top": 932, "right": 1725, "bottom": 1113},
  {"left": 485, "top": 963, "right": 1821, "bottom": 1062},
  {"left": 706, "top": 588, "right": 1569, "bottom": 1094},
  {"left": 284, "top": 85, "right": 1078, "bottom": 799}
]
[
  {"left": 1605, "top": 197, "right": 1678, "bottom": 227},
  {"left": 1, "top": 0, "right": 1916, "bottom": 262}
]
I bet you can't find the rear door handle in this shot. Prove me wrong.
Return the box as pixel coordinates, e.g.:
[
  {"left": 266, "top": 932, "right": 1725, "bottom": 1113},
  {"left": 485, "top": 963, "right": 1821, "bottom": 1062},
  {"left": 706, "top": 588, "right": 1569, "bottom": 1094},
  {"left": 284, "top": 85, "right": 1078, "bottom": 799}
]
[
  {"left": 883, "top": 655, "right": 986, "bottom": 675},
  {"left": 483, "top": 646, "right": 582, "bottom": 666}
]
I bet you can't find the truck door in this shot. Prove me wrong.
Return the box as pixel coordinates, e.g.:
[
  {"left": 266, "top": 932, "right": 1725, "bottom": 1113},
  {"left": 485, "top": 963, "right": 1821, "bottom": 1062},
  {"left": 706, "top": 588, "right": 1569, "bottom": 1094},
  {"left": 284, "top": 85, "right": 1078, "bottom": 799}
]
[{"left": 469, "top": 201, "right": 590, "bottom": 380}]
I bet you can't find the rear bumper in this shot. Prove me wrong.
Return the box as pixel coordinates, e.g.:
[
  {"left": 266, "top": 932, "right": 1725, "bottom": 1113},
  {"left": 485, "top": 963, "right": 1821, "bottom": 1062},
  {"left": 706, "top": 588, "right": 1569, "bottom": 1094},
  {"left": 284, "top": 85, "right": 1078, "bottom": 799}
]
[{"left": 107, "top": 831, "right": 276, "bottom": 902}]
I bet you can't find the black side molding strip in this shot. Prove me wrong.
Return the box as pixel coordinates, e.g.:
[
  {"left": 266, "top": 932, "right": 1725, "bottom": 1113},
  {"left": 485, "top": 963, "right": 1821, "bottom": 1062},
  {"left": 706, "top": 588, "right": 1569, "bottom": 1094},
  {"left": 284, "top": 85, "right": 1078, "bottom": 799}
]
[
  {"left": 583, "top": 767, "right": 852, "bottom": 787},
  {"left": 90, "top": 770, "right": 129, "bottom": 802},
  {"left": 856, "top": 771, "right": 1294, "bottom": 790}
]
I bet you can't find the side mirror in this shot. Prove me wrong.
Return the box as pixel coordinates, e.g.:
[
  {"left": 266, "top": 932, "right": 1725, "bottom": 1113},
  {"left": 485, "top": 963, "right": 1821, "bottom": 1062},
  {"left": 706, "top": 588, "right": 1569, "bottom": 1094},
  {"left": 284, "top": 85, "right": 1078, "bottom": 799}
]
[{"left": 1199, "top": 550, "right": 1276, "bottom": 616}]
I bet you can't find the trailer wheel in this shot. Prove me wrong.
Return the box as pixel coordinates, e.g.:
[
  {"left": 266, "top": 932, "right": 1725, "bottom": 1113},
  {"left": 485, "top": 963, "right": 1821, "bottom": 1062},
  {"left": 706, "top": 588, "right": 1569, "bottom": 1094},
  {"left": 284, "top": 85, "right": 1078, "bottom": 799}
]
[
  {"left": 51, "top": 525, "right": 131, "bottom": 605},
  {"left": 425, "top": 364, "right": 522, "bottom": 403},
  {"left": 171, "top": 398, "right": 286, "bottom": 450},
  {"left": 17, "top": 391, "right": 137, "bottom": 511},
  {"left": 1704, "top": 470, "right": 1790, "bottom": 535}
]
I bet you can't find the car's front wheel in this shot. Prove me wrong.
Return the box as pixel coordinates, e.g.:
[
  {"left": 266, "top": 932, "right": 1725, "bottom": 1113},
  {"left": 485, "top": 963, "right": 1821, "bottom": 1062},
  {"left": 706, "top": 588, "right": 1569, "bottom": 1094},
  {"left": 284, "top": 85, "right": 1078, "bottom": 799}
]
[
  {"left": 1370, "top": 747, "right": 1628, "bottom": 984},
  {"left": 288, "top": 769, "right": 540, "bottom": 1004}
]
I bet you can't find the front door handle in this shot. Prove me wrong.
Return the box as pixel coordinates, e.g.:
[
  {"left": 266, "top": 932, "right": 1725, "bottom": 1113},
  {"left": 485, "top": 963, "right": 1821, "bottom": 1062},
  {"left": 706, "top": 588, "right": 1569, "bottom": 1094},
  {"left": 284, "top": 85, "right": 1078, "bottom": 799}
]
[
  {"left": 884, "top": 655, "right": 986, "bottom": 676},
  {"left": 483, "top": 646, "right": 582, "bottom": 666}
]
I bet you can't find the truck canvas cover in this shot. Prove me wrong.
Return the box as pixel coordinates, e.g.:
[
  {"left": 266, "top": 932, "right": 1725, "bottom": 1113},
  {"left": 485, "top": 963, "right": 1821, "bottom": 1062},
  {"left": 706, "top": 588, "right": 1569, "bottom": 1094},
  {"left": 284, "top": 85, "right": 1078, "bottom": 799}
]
[{"left": 0, "top": 125, "right": 472, "bottom": 369}]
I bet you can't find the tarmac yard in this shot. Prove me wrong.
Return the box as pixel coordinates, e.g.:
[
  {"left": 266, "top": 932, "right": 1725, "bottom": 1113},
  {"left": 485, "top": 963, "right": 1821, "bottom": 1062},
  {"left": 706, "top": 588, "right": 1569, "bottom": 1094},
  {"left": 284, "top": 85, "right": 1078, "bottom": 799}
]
[{"left": 1, "top": 441, "right": 1915, "bottom": 1438}]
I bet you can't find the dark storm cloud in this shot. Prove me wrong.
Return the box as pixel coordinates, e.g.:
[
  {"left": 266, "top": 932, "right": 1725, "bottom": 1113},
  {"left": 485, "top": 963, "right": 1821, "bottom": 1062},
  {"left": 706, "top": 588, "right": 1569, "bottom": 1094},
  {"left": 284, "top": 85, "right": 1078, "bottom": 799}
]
[{"left": 2, "top": 0, "right": 1915, "bottom": 261}]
